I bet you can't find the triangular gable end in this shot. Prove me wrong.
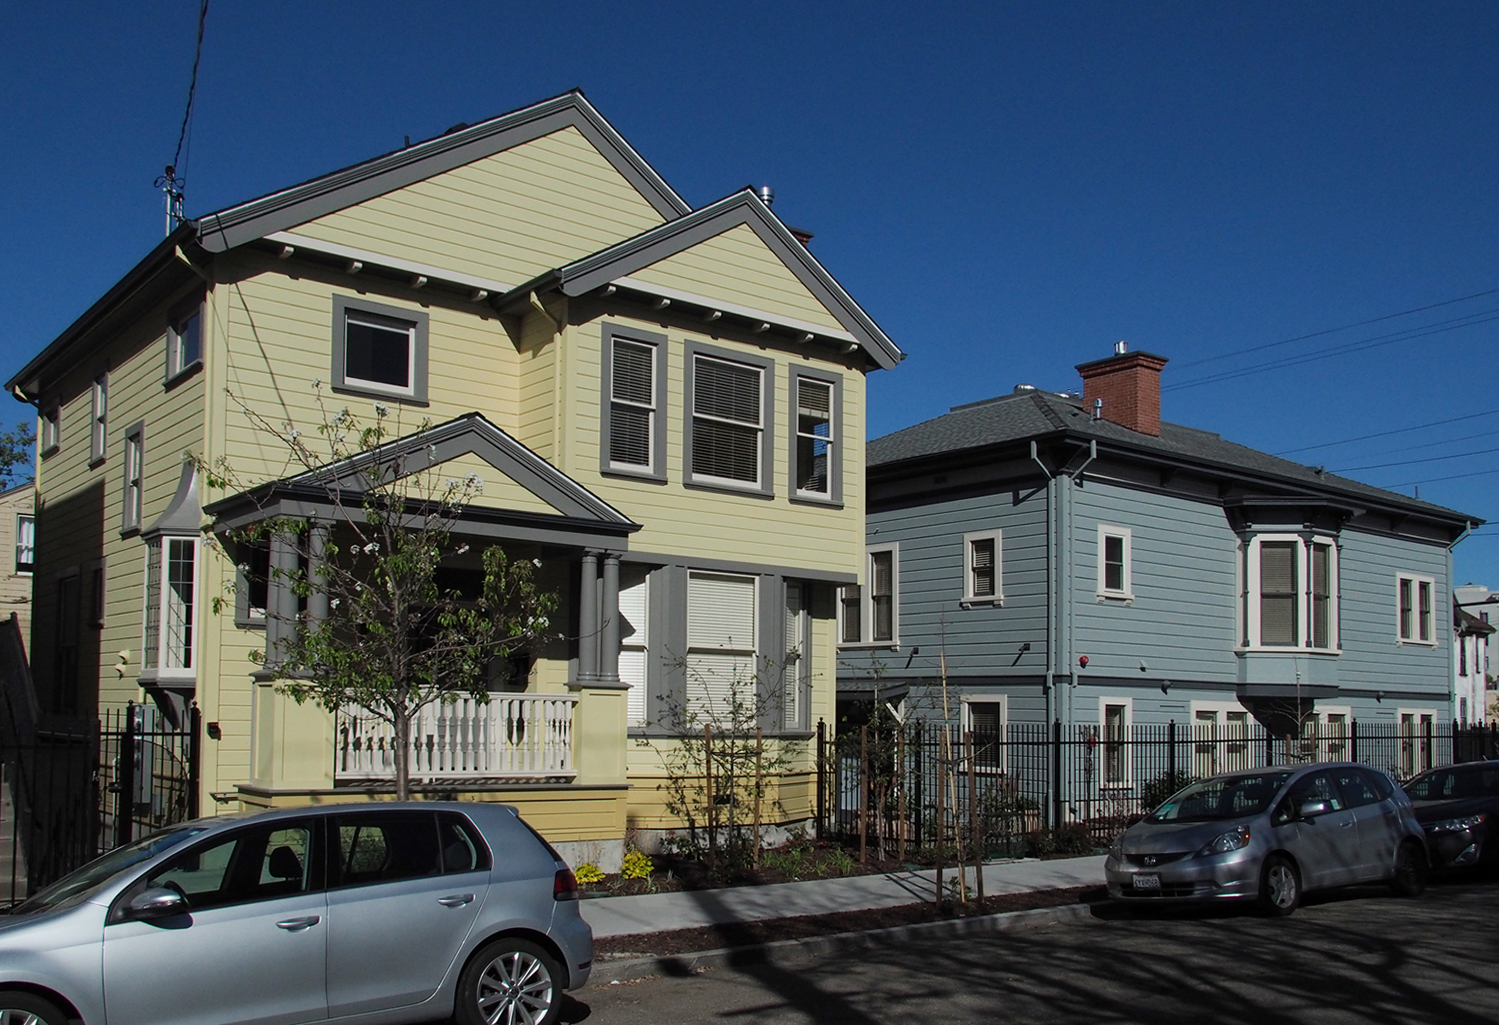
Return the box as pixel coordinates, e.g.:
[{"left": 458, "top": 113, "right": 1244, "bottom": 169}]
[
  {"left": 196, "top": 92, "right": 690, "bottom": 255},
  {"left": 535, "top": 191, "right": 903, "bottom": 370}
]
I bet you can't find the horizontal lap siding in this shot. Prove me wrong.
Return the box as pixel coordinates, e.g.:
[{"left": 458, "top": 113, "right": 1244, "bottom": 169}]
[
  {"left": 1071, "top": 482, "right": 1239, "bottom": 683},
  {"left": 630, "top": 224, "right": 848, "bottom": 333},
  {"left": 1337, "top": 530, "right": 1450, "bottom": 695},
  {"left": 291, "top": 128, "right": 665, "bottom": 287}
]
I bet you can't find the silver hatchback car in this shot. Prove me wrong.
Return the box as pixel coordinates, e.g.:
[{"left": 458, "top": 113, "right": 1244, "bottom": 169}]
[
  {"left": 1105, "top": 762, "right": 1429, "bottom": 915},
  {"left": 0, "top": 801, "right": 591, "bottom": 1025}
]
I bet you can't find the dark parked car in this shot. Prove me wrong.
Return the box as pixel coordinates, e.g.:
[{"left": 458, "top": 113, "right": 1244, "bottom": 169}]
[
  {"left": 1404, "top": 760, "right": 1499, "bottom": 871},
  {"left": 0, "top": 802, "right": 590, "bottom": 1025}
]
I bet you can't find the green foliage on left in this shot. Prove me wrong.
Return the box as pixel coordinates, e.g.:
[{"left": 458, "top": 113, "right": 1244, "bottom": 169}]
[{"left": 0, "top": 421, "right": 35, "bottom": 486}]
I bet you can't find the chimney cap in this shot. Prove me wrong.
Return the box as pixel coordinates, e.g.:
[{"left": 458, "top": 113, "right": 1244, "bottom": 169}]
[
  {"left": 1115, "top": 340, "right": 1128, "bottom": 355},
  {"left": 1075, "top": 349, "right": 1169, "bottom": 377}
]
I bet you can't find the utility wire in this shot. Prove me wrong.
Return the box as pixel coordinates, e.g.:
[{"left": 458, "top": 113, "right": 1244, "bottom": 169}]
[
  {"left": 1336, "top": 446, "right": 1499, "bottom": 472},
  {"left": 171, "top": 0, "right": 211, "bottom": 174},
  {"left": 1377, "top": 466, "right": 1499, "bottom": 489},
  {"left": 1174, "top": 286, "right": 1499, "bottom": 371},
  {"left": 1278, "top": 408, "right": 1499, "bottom": 455},
  {"left": 1165, "top": 309, "right": 1499, "bottom": 392}
]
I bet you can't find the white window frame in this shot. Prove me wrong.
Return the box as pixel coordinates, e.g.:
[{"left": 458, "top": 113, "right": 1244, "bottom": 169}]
[
  {"left": 688, "top": 352, "right": 767, "bottom": 491},
  {"left": 606, "top": 336, "right": 660, "bottom": 476},
  {"left": 330, "top": 295, "right": 429, "bottom": 404},
  {"left": 1096, "top": 525, "right": 1132, "bottom": 601},
  {"left": 122, "top": 423, "right": 144, "bottom": 533},
  {"left": 1099, "top": 697, "right": 1133, "bottom": 789},
  {"left": 963, "top": 697, "right": 1008, "bottom": 775},
  {"left": 1241, "top": 534, "right": 1341, "bottom": 653},
  {"left": 619, "top": 567, "right": 650, "bottom": 727},
  {"left": 140, "top": 535, "right": 200, "bottom": 684},
  {"left": 839, "top": 543, "right": 899, "bottom": 648},
  {"left": 40, "top": 405, "right": 59, "bottom": 456},
  {"left": 791, "top": 373, "right": 837, "bottom": 502},
  {"left": 961, "top": 529, "right": 1003, "bottom": 606},
  {"left": 782, "top": 580, "right": 809, "bottom": 731},
  {"left": 1396, "top": 573, "right": 1437, "bottom": 646},
  {"left": 1397, "top": 708, "right": 1437, "bottom": 777},
  {"left": 89, "top": 372, "right": 108, "bottom": 465},
  {"left": 166, "top": 301, "right": 204, "bottom": 381},
  {"left": 1189, "top": 700, "right": 1253, "bottom": 777},
  {"left": 1308, "top": 705, "right": 1352, "bottom": 762},
  {"left": 14, "top": 514, "right": 34, "bottom": 576}
]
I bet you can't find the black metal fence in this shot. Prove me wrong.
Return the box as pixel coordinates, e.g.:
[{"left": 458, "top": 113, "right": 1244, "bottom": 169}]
[
  {"left": 816, "top": 718, "right": 1499, "bottom": 860},
  {"left": 0, "top": 702, "right": 200, "bottom": 904}
]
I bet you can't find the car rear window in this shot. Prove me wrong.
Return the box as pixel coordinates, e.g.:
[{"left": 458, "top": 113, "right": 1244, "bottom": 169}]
[{"left": 1405, "top": 767, "right": 1499, "bottom": 801}]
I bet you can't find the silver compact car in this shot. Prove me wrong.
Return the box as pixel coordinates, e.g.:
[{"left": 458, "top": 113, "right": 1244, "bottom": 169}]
[
  {"left": 0, "top": 801, "right": 591, "bottom": 1025},
  {"left": 1106, "top": 763, "right": 1429, "bottom": 916}
]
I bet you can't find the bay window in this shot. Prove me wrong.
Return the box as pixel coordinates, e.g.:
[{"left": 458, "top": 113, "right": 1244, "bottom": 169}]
[
  {"left": 141, "top": 536, "right": 199, "bottom": 682},
  {"left": 1242, "top": 534, "right": 1339, "bottom": 651}
]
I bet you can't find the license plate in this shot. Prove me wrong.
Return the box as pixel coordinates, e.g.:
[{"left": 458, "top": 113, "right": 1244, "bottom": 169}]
[{"left": 1133, "top": 873, "right": 1161, "bottom": 891}]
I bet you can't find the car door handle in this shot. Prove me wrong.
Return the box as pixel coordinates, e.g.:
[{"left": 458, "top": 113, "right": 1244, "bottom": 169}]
[
  {"left": 1340, "top": 821, "right": 1355, "bottom": 828},
  {"left": 437, "top": 894, "right": 475, "bottom": 907},
  {"left": 276, "top": 916, "right": 321, "bottom": 931}
]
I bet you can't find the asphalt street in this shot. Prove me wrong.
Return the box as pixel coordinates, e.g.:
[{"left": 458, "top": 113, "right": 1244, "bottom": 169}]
[{"left": 571, "top": 879, "right": 1499, "bottom": 1024}]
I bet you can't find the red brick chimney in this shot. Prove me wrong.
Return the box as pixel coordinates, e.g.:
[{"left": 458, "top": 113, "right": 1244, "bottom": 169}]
[{"left": 1076, "top": 343, "right": 1169, "bottom": 436}]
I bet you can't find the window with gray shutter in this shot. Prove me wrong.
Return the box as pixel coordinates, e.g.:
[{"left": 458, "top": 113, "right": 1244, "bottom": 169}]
[
  {"left": 686, "top": 572, "right": 756, "bottom": 719},
  {"left": 971, "top": 537, "right": 995, "bottom": 598},
  {"left": 871, "top": 550, "right": 894, "bottom": 643},
  {"left": 1259, "top": 541, "right": 1298, "bottom": 646},
  {"left": 795, "top": 379, "right": 832, "bottom": 495},
  {"left": 609, "top": 340, "right": 656, "bottom": 470},
  {"left": 692, "top": 356, "right": 762, "bottom": 485},
  {"left": 1310, "top": 542, "right": 1332, "bottom": 648}
]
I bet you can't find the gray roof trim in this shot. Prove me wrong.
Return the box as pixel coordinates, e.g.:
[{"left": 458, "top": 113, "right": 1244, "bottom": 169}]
[
  {"left": 196, "top": 91, "right": 690, "bottom": 253},
  {"left": 205, "top": 412, "right": 638, "bottom": 531},
  {"left": 507, "top": 190, "right": 903, "bottom": 371},
  {"left": 142, "top": 460, "right": 202, "bottom": 539}
]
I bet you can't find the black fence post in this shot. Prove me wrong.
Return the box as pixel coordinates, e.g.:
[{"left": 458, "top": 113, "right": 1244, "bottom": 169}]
[
  {"left": 814, "top": 719, "right": 825, "bottom": 840},
  {"left": 1350, "top": 718, "right": 1359, "bottom": 765},
  {"left": 1167, "top": 720, "right": 1176, "bottom": 784},
  {"left": 1050, "top": 719, "right": 1062, "bottom": 831},
  {"left": 188, "top": 703, "right": 202, "bottom": 820},
  {"left": 116, "top": 703, "right": 137, "bottom": 848}
]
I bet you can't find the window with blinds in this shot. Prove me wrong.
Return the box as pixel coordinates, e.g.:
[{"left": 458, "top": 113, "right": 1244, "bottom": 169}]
[
  {"left": 1310, "top": 542, "right": 1332, "bottom": 649},
  {"left": 609, "top": 339, "right": 656, "bottom": 470},
  {"left": 870, "top": 550, "right": 894, "bottom": 643},
  {"left": 795, "top": 378, "right": 833, "bottom": 496},
  {"left": 691, "top": 355, "right": 762, "bottom": 485},
  {"left": 686, "top": 572, "right": 756, "bottom": 720},
  {"left": 1259, "top": 541, "right": 1298, "bottom": 647},
  {"left": 963, "top": 530, "right": 1002, "bottom": 604},
  {"left": 618, "top": 567, "right": 650, "bottom": 726},
  {"left": 840, "top": 584, "right": 862, "bottom": 644},
  {"left": 1245, "top": 536, "right": 1339, "bottom": 650},
  {"left": 840, "top": 547, "right": 898, "bottom": 646}
]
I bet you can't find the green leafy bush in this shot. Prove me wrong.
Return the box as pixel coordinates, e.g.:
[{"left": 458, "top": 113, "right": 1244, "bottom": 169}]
[{"left": 1023, "top": 823, "right": 1096, "bottom": 858}]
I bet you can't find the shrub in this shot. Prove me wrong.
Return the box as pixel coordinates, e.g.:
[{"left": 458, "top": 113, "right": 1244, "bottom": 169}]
[
  {"left": 1141, "top": 771, "right": 1198, "bottom": 812},
  {"left": 1023, "top": 823, "right": 1096, "bottom": 859},
  {"left": 621, "top": 848, "right": 654, "bottom": 880},
  {"left": 574, "top": 862, "right": 605, "bottom": 886}
]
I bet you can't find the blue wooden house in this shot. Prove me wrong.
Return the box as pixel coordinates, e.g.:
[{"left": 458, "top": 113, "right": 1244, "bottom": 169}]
[{"left": 838, "top": 344, "right": 1480, "bottom": 774}]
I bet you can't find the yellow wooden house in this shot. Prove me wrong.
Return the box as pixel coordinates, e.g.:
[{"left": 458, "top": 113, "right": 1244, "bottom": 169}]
[{"left": 7, "top": 91, "right": 902, "bottom": 868}]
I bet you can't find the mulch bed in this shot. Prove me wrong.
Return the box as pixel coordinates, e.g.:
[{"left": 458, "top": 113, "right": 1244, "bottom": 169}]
[{"left": 593, "top": 884, "right": 1108, "bottom": 959}]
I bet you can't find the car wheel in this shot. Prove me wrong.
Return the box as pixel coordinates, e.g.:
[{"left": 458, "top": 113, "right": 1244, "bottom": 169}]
[
  {"left": 0, "top": 991, "right": 67, "bottom": 1025},
  {"left": 1259, "top": 854, "right": 1301, "bottom": 917},
  {"left": 455, "top": 938, "right": 563, "bottom": 1025},
  {"left": 1390, "top": 840, "right": 1429, "bottom": 897}
]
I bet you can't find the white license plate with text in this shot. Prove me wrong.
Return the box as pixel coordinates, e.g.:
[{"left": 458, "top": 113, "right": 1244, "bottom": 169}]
[{"left": 1133, "top": 873, "right": 1161, "bottom": 891}]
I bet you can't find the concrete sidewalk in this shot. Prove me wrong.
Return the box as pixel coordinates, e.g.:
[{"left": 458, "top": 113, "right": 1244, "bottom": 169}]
[{"left": 580, "top": 855, "right": 1105, "bottom": 939}]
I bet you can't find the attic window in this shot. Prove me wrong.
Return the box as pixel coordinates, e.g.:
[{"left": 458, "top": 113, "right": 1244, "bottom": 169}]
[{"left": 330, "top": 295, "right": 429, "bottom": 404}]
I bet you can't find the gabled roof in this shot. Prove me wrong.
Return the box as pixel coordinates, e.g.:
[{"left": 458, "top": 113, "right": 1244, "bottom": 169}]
[
  {"left": 196, "top": 90, "right": 690, "bottom": 253},
  {"left": 869, "top": 388, "right": 1480, "bottom": 527},
  {"left": 501, "top": 189, "right": 904, "bottom": 371},
  {"left": 205, "top": 413, "right": 639, "bottom": 542}
]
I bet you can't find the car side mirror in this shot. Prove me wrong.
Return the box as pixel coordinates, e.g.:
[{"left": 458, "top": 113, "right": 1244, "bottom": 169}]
[
  {"left": 128, "top": 887, "right": 187, "bottom": 920},
  {"left": 1299, "top": 799, "right": 1330, "bottom": 820}
]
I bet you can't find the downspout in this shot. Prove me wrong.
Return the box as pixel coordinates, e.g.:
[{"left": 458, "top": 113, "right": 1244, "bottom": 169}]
[
  {"left": 1061, "top": 442, "right": 1094, "bottom": 733},
  {"left": 1033, "top": 442, "right": 1057, "bottom": 826}
]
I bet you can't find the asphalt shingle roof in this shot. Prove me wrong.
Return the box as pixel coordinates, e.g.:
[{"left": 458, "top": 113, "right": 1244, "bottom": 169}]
[{"left": 868, "top": 389, "right": 1477, "bottom": 524}]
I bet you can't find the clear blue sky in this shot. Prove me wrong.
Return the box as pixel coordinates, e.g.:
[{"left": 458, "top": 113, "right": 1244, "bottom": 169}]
[{"left": 4, "top": 1, "right": 1497, "bottom": 580}]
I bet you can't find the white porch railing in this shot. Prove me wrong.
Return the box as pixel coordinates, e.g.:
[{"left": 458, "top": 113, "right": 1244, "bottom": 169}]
[{"left": 336, "top": 694, "right": 578, "bottom": 783}]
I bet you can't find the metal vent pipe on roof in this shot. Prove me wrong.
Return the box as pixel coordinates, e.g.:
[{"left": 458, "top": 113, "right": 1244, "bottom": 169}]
[
  {"left": 1115, "top": 340, "right": 1128, "bottom": 355},
  {"left": 1014, "top": 383, "right": 1036, "bottom": 394},
  {"left": 758, "top": 185, "right": 774, "bottom": 207}
]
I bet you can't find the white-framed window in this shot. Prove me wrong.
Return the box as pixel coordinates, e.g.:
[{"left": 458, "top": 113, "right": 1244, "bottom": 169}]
[
  {"left": 167, "top": 302, "right": 203, "bottom": 380},
  {"left": 122, "top": 423, "right": 144, "bottom": 532},
  {"left": 792, "top": 374, "right": 835, "bottom": 500},
  {"left": 40, "top": 406, "right": 59, "bottom": 456},
  {"left": 618, "top": 566, "right": 650, "bottom": 727},
  {"left": 1096, "top": 525, "right": 1132, "bottom": 601},
  {"left": 783, "top": 581, "right": 809, "bottom": 730},
  {"left": 90, "top": 372, "right": 108, "bottom": 465},
  {"left": 1396, "top": 573, "right": 1436, "bottom": 645},
  {"left": 607, "top": 337, "right": 659, "bottom": 474},
  {"left": 964, "top": 697, "right": 1008, "bottom": 775},
  {"left": 962, "top": 530, "right": 1002, "bottom": 605},
  {"left": 1306, "top": 705, "right": 1351, "bottom": 762},
  {"left": 141, "top": 536, "right": 199, "bottom": 683},
  {"left": 1189, "top": 701, "right": 1252, "bottom": 777},
  {"left": 14, "top": 514, "right": 33, "bottom": 575},
  {"left": 1241, "top": 534, "right": 1340, "bottom": 651},
  {"left": 88, "top": 561, "right": 105, "bottom": 628},
  {"left": 331, "top": 295, "right": 429, "bottom": 403},
  {"left": 685, "top": 571, "right": 757, "bottom": 720},
  {"left": 1100, "top": 697, "right": 1133, "bottom": 788},
  {"left": 840, "top": 544, "right": 898, "bottom": 646},
  {"left": 1398, "top": 708, "right": 1437, "bottom": 777},
  {"left": 689, "top": 352, "right": 766, "bottom": 489}
]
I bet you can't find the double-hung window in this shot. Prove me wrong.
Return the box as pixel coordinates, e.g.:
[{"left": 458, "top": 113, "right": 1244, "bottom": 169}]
[
  {"left": 790, "top": 369, "right": 839, "bottom": 502},
  {"left": 1242, "top": 535, "right": 1339, "bottom": 651},
  {"left": 1396, "top": 573, "right": 1435, "bottom": 644},
  {"left": 840, "top": 545, "right": 898, "bottom": 646},
  {"left": 331, "top": 296, "right": 429, "bottom": 403},
  {"left": 167, "top": 301, "right": 203, "bottom": 380},
  {"left": 685, "top": 572, "right": 757, "bottom": 720},
  {"left": 14, "top": 514, "right": 33, "bottom": 574},
  {"left": 963, "top": 530, "right": 1002, "bottom": 605},
  {"left": 40, "top": 406, "right": 59, "bottom": 456},
  {"left": 90, "top": 372, "right": 108, "bottom": 465},
  {"left": 1101, "top": 699, "right": 1132, "bottom": 788},
  {"left": 687, "top": 347, "right": 771, "bottom": 493},
  {"left": 602, "top": 327, "right": 665, "bottom": 479},
  {"left": 1096, "top": 525, "right": 1132, "bottom": 600},
  {"left": 141, "top": 535, "right": 199, "bottom": 683},
  {"left": 122, "top": 423, "right": 144, "bottom": 533}
]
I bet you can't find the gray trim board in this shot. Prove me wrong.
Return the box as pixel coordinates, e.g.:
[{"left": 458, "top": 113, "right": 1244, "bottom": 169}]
[
  {"left": 196, "top": 92, "right": 689, "bottom": 253},
  {"left": 598, "top": 323, "right": 668, "bottom": 483},
  {"left": 682, "top": 340, "right": 775, "bottom": 498},
  {"left": 788, "top": 364, "right": 843, "bottom": 506},
  {"left": 620, "top": 549, "right": 857, "bottom": 586},
  {"left": 330, "top": 294, "right": 430, "bottom": 405}
]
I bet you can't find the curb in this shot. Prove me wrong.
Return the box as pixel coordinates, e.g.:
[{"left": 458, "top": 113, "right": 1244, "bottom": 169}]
[{"left": 595, "top": 901, "right": 1100, "bottom": 985}]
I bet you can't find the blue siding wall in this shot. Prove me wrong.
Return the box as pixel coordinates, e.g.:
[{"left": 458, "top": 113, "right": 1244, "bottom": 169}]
[{"left": 1337, "top": 530, "right": 1450, "bottom": 696}]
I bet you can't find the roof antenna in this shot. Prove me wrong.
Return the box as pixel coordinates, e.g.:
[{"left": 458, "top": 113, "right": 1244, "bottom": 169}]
[{"left": 154, "top": 165, "right": 186, "bottom": 237}]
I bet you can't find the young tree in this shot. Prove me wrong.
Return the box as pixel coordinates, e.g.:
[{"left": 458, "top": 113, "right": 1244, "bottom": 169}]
[
  {"left": 0, "top": 421, "right": 35, "bottom": 486},
  {"left": 205, "top": 391, "right": 558, "bottom": 800}
]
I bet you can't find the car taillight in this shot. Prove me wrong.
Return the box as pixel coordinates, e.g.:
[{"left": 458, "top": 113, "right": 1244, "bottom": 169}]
[{"left": 554, "top": 867, "right": 579, "bottom": 901}]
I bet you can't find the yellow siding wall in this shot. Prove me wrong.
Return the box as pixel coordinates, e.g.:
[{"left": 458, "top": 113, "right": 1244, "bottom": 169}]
[
  {"left": 290, "top": 127, "right": 666, "bottom": 288},
  {"left": 0, "top": 484, "right": 35, "bottom": 648}
]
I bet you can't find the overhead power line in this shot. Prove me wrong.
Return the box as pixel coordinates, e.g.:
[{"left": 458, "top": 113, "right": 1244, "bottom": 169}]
[
  {"left": 172, "top": 0, "right": 211, "bottom": 173},
  {"left": 1278, "top": 408, "right": 1499, "bottom": 455},
  {"left": 1377, "top": 466, "right": 1499, "bottom": 489},
  {"left": 1175, "top": 285, "right": 1499, "bottom": 371},
  {"left": 1335, "top": 446, "right": 1499, "bottom": 472}
]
